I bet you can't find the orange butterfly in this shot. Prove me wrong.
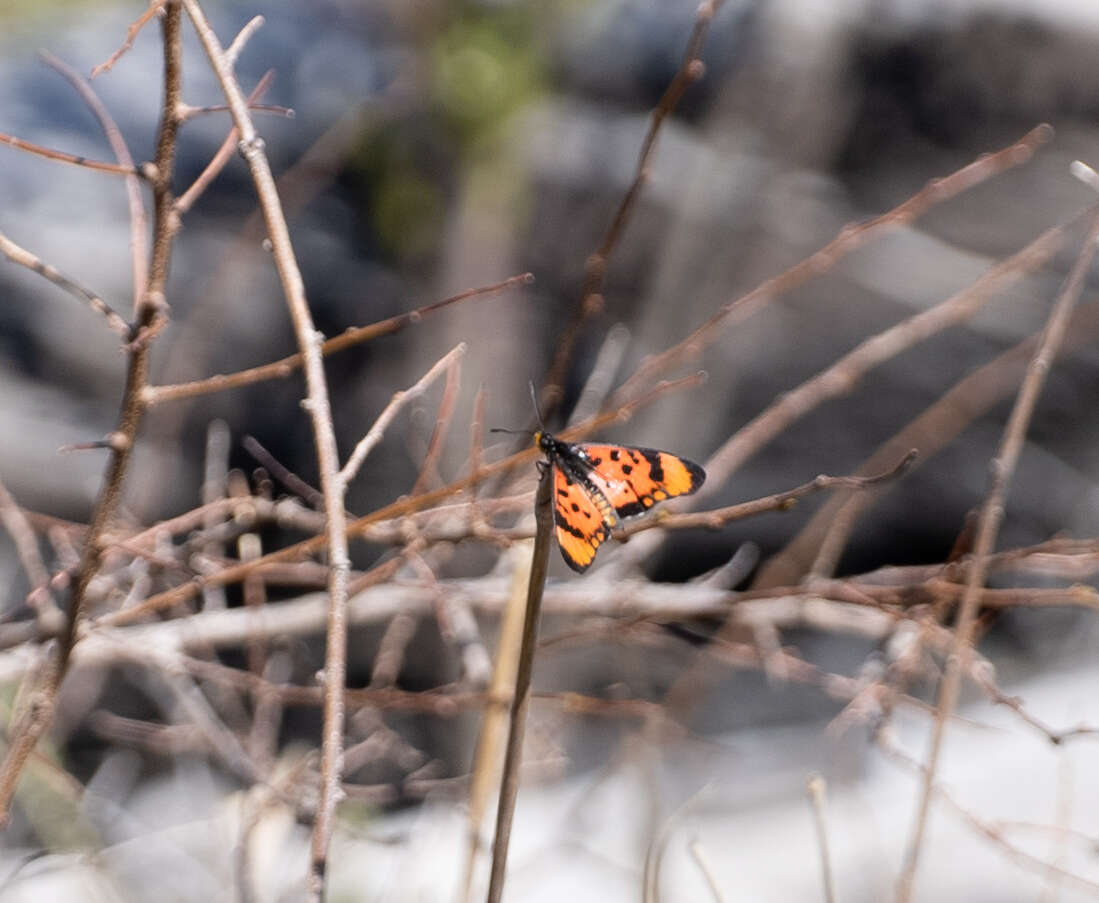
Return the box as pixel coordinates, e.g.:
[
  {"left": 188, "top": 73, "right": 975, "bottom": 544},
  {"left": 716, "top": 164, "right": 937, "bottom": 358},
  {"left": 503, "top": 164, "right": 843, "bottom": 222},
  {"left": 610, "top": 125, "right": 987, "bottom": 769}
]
[{"left": 535, "top": 430, "right": 706, "bottom": 572}]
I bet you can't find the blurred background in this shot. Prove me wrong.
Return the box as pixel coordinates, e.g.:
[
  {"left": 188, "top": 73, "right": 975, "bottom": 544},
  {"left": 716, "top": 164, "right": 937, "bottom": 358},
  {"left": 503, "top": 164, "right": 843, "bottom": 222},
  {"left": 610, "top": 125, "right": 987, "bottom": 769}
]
[{"left": 1, "top": 0, "right": 1099, "bottom": 900}]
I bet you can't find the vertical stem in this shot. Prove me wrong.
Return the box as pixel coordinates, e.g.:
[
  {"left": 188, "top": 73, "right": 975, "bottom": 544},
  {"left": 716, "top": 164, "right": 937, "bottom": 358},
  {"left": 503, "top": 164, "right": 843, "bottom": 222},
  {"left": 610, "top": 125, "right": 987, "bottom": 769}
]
[
  {"left": 0, "top": 0, "right": 182, "bottom": 822},
  {"left": 485, "top": 466, "right": 554, "bottom": 903},
  {"left": 179, "top": 3, "right": 351, "bottom": 896},
  {"left": 895, "top": 207, "right": 1099, "bottom": 901}
]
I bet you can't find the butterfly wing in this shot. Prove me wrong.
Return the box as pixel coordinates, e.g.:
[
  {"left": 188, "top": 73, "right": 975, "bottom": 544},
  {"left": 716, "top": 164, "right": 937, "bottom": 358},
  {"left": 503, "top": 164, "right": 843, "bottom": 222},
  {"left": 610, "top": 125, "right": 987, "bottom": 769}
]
[
  {"left": 551, "top": 463, "right": 613, "bottom": 573},
  {"left": 576, "top": 444, "right": 706, "bottom": 518}
]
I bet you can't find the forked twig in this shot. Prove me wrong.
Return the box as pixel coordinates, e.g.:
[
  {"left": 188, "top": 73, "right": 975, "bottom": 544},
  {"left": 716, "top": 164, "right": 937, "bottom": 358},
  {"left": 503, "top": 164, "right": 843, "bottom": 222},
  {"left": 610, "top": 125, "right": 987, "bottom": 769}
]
[
  {"left": 341, "top": 343, "right": 466, "bottom": 485},
  {"left": 91, "top": 0, "right": 166, "bottom": 78},
  {"left": 175, "top": 69, "right": 278, "bottom": 214}
]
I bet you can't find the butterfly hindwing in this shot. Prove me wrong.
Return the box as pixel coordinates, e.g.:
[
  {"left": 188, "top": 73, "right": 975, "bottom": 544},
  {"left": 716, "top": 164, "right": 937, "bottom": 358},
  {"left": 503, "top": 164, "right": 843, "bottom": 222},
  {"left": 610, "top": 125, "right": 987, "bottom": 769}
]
[
  {"left": 551, "top": 464, "right": 613, "bottom": 572},
  {"left": 574, "top": 444, "right": 706, "bottom": 517}
]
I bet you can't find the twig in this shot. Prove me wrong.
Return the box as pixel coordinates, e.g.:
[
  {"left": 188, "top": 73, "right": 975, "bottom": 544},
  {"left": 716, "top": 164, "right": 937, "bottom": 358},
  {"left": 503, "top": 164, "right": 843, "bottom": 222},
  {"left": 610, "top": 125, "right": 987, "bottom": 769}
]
[
  {"left": 175, "top": 69, "right": 277, "bottom": 214},
  {"left": 611, "top": 124, "right": 1054, "bottom": 406},
  {"left": 0, "top": 0, "right": 183, "bottom": 824},
  {"left": 243, "top": 435, "right": 324, "bottom": 508},
  {"left": 200, "top": 419, "right": 231, "bottom": 612},
  {"left": 177, "top": 100, "right": 291, "bottom": 122},
  {"left": 881, "top": 733, "right": 1099, "bottom": 897},
  {"left": 895, "top": 205, "right": 1099, "bottom": 901},
  {"left": 410, "top": 349, "right": 463, "bottom": 494},
  {"left": 101, "top": 372, "right": 707, "bottom": 625},
  {"left": 40, "top": 50, "right": 149, "bottom": 307},
  {"left": 0, "top": 477, "right": 56, "bottom": 617},
  {"left": 369, "top": 610, "right": 420, "bottom": 689},
  {"left": 699, "top": 219, "right": 1067, "bottom": 498},
  {"left": 90, "top": 0, "right": 166, "bottom": 78},
  {"left": 757, "top": 296, "right": 1099, "bottom": 588},
  {"left": 688, "top": 837, "right": 725, "bottom": 903},
  {"left": 0, "top": 130, "right": 146, "bottom": 177},
  {"left": 341, "top": 343, "right": 466, "bottom": 485},
  {"left": 615, "top": 452, "right": 917, "bottom": 539},
  {"left": 180, "top": 2, "right": 351, "bottom": 895},
  {"left": 461, "top": 535, "right": 534, "bottom": 903},
  {"left": 144, "top": 274, "right": 531, "bottom": 404},
  {"left": 568, "top": 322, "right": 630, "bottom": 426},
  {"left": 807, "top": 774, "right": 837, "bottom": 903},
  {"left": 541, "top": 0, "right": 725, "bottom": 416},
  {"left": 485, "top": 465, "right": 553, "bottom": 903},
  {"left": 0, "top": 229, "right": 131, "bottom": 338},
  {"left": 225, "top": 14, "right": 264, "bottom": 67}
]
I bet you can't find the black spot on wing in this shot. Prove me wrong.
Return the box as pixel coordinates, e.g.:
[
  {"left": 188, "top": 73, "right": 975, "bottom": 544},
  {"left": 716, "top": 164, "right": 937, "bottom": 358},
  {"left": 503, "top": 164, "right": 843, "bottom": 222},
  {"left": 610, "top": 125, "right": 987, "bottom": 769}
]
[
  {"left": 555, "top": 514, "right": 587, "bottom": 539},
  {"left": 614, "top": 500, "right": 646, "bottom": 518},
  {"left": 640, "top": 449, "right": 665, "bottom": 483}
]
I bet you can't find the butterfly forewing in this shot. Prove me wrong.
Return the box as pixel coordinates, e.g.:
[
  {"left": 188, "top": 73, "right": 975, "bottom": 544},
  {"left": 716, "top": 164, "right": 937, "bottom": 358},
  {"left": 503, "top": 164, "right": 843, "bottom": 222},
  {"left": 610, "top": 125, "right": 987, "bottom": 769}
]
[{"left": 577, "top": 444, "right": 705, "bottom": 516}]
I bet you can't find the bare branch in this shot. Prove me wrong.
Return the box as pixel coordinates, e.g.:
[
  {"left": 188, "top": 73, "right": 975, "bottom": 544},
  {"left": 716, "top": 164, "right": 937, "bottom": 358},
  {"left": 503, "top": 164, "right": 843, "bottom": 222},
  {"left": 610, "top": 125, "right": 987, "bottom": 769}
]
[
  {"left": 341, "top": 343, "right": 466, "bottom": 485},
  {"left": 144, "top": 273, "right": 532, "bottom": 404},
  {"left": 91, "top": 0, "right": 166, "bottom": 79},
  {"left": 40, "top": 50, "right": 149, "bottom": 307},
  {"left": 0, "top": 228, "right": 131, "bottom": 338},
  {"left": 896, "top": 204, "right": 1099, "bottom": 900}
]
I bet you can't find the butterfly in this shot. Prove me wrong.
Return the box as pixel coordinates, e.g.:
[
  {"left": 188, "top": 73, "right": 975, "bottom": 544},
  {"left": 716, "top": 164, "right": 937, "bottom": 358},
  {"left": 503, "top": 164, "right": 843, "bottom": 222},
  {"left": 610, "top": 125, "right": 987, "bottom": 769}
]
[{"left": 535, "top": 431, "right": 706, "bottom": 572}]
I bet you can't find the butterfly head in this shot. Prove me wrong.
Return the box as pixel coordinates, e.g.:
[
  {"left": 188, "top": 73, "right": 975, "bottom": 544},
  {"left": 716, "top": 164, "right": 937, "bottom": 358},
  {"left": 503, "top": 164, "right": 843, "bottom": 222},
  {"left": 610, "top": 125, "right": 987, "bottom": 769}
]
[{"left": 534, "top": 430, "right": 560, "bottom": 456}]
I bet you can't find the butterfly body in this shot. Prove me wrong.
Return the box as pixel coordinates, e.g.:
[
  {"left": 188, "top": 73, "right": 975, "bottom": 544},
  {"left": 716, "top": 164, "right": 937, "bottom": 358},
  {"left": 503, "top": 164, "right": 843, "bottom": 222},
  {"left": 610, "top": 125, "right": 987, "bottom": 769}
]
[{"left": 535, "top": 431, "right": 706, "bottom": 572}]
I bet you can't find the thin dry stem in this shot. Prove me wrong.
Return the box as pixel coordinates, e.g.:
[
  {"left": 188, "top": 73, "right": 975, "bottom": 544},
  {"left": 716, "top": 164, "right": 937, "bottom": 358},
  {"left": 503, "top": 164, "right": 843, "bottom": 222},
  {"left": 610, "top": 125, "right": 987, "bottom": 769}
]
[
  {"left": 807, "top": 774, "right": 837, "bottom": 903},
  {"left": 0, "top": 130, "right": 146, "bottom": 177},
  {"left": 180, "top": 3, "right": 352, "bottom": 894},
  {"left": 97, "top": 372, "right": 707, "bottom": 626},
  {"left": 611, "top": 124, "right": 1054, "bottom": 407},
  {"left": 0, "top": 229, "right": 131, "bottom": 338},
  {"left": 175, "top": 69, "right": 277, "bottom": 214},
  {"left": 896, "top": 205, "right": 1099, "bottom": 901},
  {"left": 757, "top": 295, "right": 1099, "bottom": 588},
  {"left": 91, "top": 0, "right": 166, "bottom": 78},
  {"left": 145, "top": 273, "right": 531, "bottom": 404},
  {"left": 410, "top": 350, "right": 463, "bottom": 494},
  {"left": 700, "top": 219, "right": 1066, "bottom": 498},
  {"left": 485, "top": 465, "right": 553, "bottom": 903},
  {"left": 226, "top": 14, "right": 265, "bottom": 67},
  {"left": 0, "top": 478, "right": 55, "bottom": 617},
  {"left": 0, "top": 0, "right": 183, "bottom": 823},
  {"left": 341, "top": 343, "right": 466, "bottom": 485},
  {"left": 40, "top": 50, "right": 149, "bottom": 307},
  {"left": 542, "top": 0, "right": 725, "bottom": 416}
]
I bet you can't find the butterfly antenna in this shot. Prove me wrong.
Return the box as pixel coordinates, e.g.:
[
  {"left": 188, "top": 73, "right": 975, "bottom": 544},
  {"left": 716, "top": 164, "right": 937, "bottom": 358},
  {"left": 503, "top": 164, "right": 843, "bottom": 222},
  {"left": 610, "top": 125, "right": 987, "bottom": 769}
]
[
  {"left": 489, "top": 427, "right": 533, "bottom": 437},
  {"left": 529, "top": 380, "right": 547, "bottom": 430}
]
